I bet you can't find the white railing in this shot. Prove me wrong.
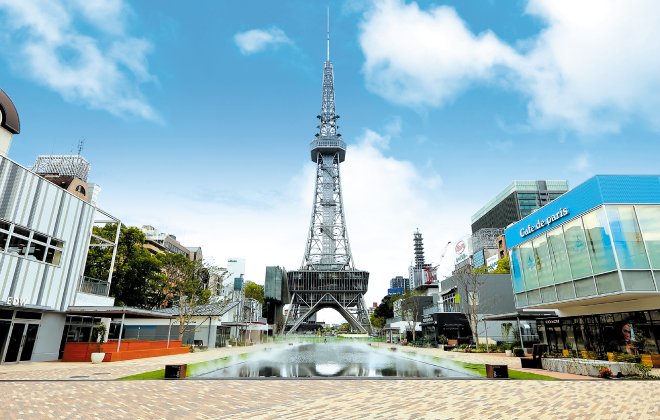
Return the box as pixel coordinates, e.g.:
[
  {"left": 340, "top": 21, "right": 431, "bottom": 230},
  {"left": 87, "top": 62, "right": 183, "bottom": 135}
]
[{"left": 310, "top": 139, "right": 346, "bottom": 150}]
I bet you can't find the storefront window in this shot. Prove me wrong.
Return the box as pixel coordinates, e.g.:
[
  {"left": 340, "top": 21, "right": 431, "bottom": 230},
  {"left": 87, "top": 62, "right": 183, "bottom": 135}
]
[
  {"left": 563, "top": 219, "right": 592, "bottom": 279},
  {"left": 606, "top": 206, "right": 650, "bottom": 269},
  {"left": 621, "top": 271, "right": 656, "bottom": 291},
  {"left": 546, "top": 226, "right": 572, "bottom": 284},
  {"left": 510, "top": 248, "right": 525, "bottom": 293},
  {"left": 594, "top": 272, "right": 622, "bottom": 294},
  {"left": 527, "top": 289, "right": 541, "bottom": 305},
  {"left": 540, "top": 286, "right": 557, "bottom": 303},
  {"left": 574, "top": 277, "right": 597, "bottom": 298},
  {"left": 635, "top": 206, "right": 660, "bottom": 269},
  {"left": 582, "top": 208, "right": 617, "bottom": 274},
  {"left": 556, "top": 282, "right": 576, "bottom": 301},
  {"left": 520, "top": 242, "right": 539, "bottom": 290},
  {"left": 533, "top": 236, "right": 554, "bottom": 287}
]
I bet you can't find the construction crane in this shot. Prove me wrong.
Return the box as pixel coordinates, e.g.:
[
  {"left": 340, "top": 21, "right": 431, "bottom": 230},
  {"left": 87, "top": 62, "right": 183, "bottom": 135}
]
[{"left": 425, "top": 241, "right": 452, "bottom": 284}]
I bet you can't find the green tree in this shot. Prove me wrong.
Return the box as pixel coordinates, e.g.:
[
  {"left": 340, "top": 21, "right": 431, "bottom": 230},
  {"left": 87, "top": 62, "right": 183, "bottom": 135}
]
[
  {"left": 157, "top": 254, "right": 213, "bottom": 341},
  {"left": 370, "top": 312, "right": 386, "bottom": 329},
  {"left": 84, "top": 224, "right": 164, "bottom": 309},
  {"left": 472, "top": 256, "right": 510, "bottom": 274},
  {"left": 244, "top": 282, "right": 264, "bottom": 304}
]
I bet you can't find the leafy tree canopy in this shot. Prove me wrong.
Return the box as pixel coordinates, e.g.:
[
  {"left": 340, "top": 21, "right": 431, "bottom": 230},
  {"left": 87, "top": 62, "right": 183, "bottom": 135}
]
[
  {"left": 84, "top": 224, "right": 164, "bottom": 309},
  {"left": 244, "top": 282, "right": 264, "bottom": 304}
]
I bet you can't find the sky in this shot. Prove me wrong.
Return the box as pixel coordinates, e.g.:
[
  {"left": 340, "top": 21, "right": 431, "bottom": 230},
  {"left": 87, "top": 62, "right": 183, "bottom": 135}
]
[{"left": 2, "top": 0, "right": 660, "bottom": 323}]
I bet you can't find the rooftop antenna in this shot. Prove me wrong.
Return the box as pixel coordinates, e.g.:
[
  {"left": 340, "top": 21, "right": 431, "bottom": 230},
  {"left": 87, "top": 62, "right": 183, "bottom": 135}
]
[
  {"left": 77, "top": 138, "right": 85, "bottom": 156},
  {"left": 327, "top": 8, "right": 330, "bottom": 61}
]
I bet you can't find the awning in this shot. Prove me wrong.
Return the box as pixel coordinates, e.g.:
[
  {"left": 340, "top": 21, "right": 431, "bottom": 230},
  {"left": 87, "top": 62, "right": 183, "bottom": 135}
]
[
  {"left": 482, "top": 311, "right": 557, "bottom": 322},
  {"left": 66, "top": 306, "right": 176, "bottom": 319}
]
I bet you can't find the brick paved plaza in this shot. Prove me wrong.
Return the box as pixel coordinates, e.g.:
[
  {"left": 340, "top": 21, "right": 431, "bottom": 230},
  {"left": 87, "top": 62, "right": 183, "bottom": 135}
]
[{"left": 1, "top": 344, "right": 660, "bottom": 419}]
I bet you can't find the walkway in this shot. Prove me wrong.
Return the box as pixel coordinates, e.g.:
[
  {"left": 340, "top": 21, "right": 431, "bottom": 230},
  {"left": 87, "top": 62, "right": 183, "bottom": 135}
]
[
  {"left": 381, "top": 343, "right": 595, "bottom": 380},
  {"left": 2, "top": 379, "right": 659, "bottom": 419},
  {"left": 0, "top": 344, "right": 268, "bottom": 381}
]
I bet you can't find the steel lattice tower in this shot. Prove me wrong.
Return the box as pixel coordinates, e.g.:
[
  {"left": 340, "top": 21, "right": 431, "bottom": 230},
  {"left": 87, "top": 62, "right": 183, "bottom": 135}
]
[{"left": 284, "top": 13, "right": 370, "bottom": 334}]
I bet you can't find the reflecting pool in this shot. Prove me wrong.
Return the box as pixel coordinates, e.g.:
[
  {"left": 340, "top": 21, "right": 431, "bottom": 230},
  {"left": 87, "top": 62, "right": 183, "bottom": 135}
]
[{"left": 198, "top": 342, "right": 475, "bottom": 378}]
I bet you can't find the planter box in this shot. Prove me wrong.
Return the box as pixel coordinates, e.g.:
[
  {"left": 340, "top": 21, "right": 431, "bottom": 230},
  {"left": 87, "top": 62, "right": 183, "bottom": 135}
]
[
  {"left": 62, "top": 340, "right": 187, "bottom": 362},
  {"left": 541, "top": 358, "right": 639, "bottom": 377},
  {"left": 641, "top": 355, "right": 660, "bottom": 368}
]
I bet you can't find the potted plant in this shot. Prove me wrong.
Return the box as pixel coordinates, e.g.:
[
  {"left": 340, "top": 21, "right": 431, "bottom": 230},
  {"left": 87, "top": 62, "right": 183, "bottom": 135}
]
[
  {"left": 90, "top": 323, "right": 107, "bottom": 364},
  {"left": 438, "top": 335, "right": 448, "bottom": 351},
  {"left": 504, "top": 343, "right": 513, "bottom": 357}
]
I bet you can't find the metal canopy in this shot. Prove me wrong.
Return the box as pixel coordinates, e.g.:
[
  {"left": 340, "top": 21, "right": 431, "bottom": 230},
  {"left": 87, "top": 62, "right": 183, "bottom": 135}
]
[{"left": 66, "top": 306, "right": 176, "bottom": 319}]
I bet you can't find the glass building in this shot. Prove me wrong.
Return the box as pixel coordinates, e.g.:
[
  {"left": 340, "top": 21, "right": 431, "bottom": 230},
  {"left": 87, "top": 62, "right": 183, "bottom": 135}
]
[
  {"left": 505, "top": 175, "right": 660, "bottom": 355},
  {"left": 471, "top": 180, "right": 569, "bottom": 233}
]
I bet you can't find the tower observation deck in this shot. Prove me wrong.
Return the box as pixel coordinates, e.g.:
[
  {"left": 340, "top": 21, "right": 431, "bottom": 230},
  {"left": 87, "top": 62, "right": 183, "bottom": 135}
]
[{"left": 284, "top": 13, "right": 370, "bottom": 334}]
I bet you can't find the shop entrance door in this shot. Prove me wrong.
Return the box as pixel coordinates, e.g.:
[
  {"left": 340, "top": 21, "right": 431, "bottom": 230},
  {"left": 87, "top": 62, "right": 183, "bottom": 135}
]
[{"left": 2, "top": 323, "right": 40, "bottom": 364}]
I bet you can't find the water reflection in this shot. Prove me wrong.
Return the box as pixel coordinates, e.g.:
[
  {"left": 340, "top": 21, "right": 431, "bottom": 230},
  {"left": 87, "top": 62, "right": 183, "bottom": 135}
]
[{"left": 200, "top": 343, "right": 472, "bottom": 378}]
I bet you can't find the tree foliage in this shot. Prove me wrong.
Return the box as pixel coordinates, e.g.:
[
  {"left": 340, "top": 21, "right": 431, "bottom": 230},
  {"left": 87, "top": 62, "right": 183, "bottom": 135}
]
[
  {"left": 244, "top": 282, "right": 264, "bottom": 304},
  {"left": 84, "top": 224, "right": 165, "bottom": 309},
  {"left": 473, "top": 256, "right": 510, "bottom": 274},
  {"left": 157, "top": 253, "right": 213, "bottom": 340},
  {"left": 399, "top": 290, "right": 424, "bottom": 341}
]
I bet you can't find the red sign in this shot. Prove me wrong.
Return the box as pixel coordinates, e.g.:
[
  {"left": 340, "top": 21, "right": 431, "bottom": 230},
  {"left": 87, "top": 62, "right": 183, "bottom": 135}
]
[{"left": 455, "top": 241, "right": 466, "bottom": 254}]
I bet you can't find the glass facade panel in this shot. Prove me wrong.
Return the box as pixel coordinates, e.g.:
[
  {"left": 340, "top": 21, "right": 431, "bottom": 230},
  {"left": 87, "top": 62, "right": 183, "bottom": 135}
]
[
  {"left": 622, "top": 271, "right": 656, "bottom": 291},
  {"left": 520, "top": 242, "right": 539, "bottom": 290},
  {"left": 540, "top": 286, "right": 557, "bottom": 303},
  {"left": 510, "top": 248, "right": 525, "bottom": 293},
  {"left": 563, "top": 219, "right": 593, "bottom": 279},
  {"left": 635, "top": 206, "right": 660, "bottom": 269},
  {"left": 574, "top": 278, "right": 597, "bottom": 298},
  {"left": 606, "top": 206, "right": 650, "bottom": 269},
  {"left": 556, "top": 282, "right": 576, "bottom": 301},
  {"left": 582, "top": 209, "right": 617, "bottom": 274},
  {"left": 527, "top": 289, "right": 541, "bottom": 305},
  {"left": 546, "top": 227, "right": 572, "bottom": 284},
  {"left": 533, "top": 236, "right": 554, "bottom": 287},
  {"left": 594, "top": 272, "right": 622, "bottom": 294},
  {"left": 515, "top": 292, "right": 527, "bottom": 307}
]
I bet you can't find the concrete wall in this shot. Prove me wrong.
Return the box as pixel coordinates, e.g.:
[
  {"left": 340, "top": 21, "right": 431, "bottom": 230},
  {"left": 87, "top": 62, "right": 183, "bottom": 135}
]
[{"left": 31, "top": 312, "right": 65, "bottom": 362}]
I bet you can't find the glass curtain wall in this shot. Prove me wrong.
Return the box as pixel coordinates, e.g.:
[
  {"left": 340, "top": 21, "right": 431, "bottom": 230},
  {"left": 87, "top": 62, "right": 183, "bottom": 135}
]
[{"left": 513, "top": 205, "right": 660, "bottom": 307}]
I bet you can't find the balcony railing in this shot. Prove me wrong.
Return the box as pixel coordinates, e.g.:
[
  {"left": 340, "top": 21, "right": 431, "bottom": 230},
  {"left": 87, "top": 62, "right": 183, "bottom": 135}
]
[
  {"left": 310, "top": 139, "right": 346, "bottom": 150},
  {"left": 78, "top": 277, "right": 110, "bottom": 296}
]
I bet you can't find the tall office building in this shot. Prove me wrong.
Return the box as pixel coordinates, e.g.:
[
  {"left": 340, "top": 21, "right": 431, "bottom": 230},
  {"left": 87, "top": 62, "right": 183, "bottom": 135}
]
[{"left": 471, "top": 180, "right": 569, "bottom": 233}]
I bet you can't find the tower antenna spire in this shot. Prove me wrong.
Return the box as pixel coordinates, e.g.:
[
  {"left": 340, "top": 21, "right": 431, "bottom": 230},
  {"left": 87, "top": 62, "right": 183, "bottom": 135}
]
[{"left": 327, "top": 8, "right": 330, "bottom": 61}]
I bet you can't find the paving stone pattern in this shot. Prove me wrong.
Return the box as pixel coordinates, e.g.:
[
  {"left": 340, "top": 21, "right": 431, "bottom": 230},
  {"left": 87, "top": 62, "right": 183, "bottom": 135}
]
[{"left": 2, "top": 379, "right": 660, "bottom": 419}]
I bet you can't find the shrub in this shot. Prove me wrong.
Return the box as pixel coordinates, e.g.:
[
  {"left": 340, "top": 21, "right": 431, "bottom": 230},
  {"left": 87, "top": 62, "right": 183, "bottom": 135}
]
[
  {"left": 438, "top": 335, "right": 448, "bottom": 345},
  {"left": 636, "top": 362, "right": 652, "bottom": 378},
  {"left": 598, "top": 368, "right": 613, "bottom": 379}
]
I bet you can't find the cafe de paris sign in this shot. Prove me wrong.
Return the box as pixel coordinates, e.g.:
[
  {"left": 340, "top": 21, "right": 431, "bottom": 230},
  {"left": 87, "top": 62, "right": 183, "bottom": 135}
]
[{"left": 519, "top": 208, "right": 569, "bottom": 238}]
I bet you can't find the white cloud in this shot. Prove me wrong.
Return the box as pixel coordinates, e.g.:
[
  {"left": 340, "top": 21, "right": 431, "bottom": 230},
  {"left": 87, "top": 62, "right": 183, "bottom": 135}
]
[
  {"left": 99, "top": 126, "right": 466, "bottom": 324},
  {"left": 358, "top": 0, "right": 660, "bottom": 134},
  {"left": 568, "top": 152, "right": 591, "bottom": 175},
  {"left": 234, "top": 27, "right": 293, "bottom": 55},
  {"left": 0, "top": 0, "right": 159, "bottom": 121}
]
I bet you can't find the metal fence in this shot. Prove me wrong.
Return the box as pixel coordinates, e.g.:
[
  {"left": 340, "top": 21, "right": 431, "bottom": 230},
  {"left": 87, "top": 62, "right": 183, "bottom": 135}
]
[{"left": 78, "top": 277, "right": 110, "bottom": 296}]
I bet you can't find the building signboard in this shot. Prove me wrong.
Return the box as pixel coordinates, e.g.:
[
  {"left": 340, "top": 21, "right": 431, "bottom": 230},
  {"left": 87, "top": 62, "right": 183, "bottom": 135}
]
[
  {"left": 454, "top": 235, "right": 471, "bottom": 264},
  {"left": 4, "top": 297, "right": 26, "bottom": 306},
  {"left": 387, "top": 288, "right": 403, "bottom": 296}
]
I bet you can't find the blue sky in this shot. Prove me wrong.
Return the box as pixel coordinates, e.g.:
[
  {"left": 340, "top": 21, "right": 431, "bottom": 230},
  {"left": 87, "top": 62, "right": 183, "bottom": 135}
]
[{"left": 2, "top": 0, "right": 660, "bottom": 322}]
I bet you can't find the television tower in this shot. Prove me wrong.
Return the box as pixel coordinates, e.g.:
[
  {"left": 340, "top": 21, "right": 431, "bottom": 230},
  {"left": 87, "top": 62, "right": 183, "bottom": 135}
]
[{"left": 284, "top": 11, "right": 370, "bottom": 334}]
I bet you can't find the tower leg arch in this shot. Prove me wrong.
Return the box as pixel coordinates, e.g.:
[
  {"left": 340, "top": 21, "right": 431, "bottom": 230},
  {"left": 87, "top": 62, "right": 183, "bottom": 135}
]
[{"left": 286, "top": 293, "right": 369, "bottom": 335}]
